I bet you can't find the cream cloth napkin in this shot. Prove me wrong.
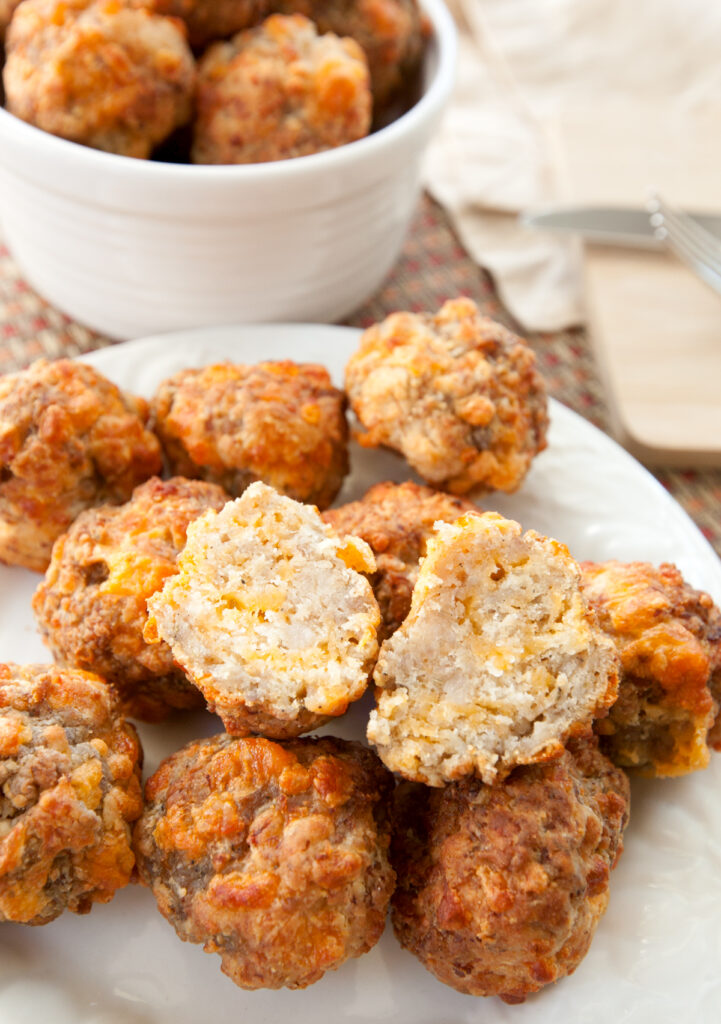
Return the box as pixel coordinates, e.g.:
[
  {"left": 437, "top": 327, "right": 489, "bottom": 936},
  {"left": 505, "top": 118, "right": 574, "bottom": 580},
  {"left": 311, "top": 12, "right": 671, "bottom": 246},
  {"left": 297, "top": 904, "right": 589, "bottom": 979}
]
[{"left": 424, "top": 0, "right": 721, "bottom": 332}]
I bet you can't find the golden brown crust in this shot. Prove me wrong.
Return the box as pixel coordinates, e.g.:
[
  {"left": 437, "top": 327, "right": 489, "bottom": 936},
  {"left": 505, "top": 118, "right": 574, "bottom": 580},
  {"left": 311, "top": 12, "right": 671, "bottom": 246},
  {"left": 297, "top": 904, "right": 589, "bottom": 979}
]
[
  {"left": 0, "top": 663, "right": 143, "bottom": 925},
  {"left": 0, "top": 358, "right": 162, "bottom": 572},
  {"left": 151, "top": 360, "right": 349, "bottom": 509},
  {"left": 581, "top": 560, "right": 721, "bottom": 775},
  {"left": 274, "top": 0, "right": 425, "bottom": 106},
  {"left": 4, "top": 0, "right": 195, "bottom": 159},
  {"left": 192, "top": 15, "right": 372, "bottom": 164},
  {"left": 32, "top": 476, "right": 229, "bottom": 722},
  {"left": 148, "top": 0, "right": 269, "bottom": 49},
  {"left": 134, "top": 734, "right": 395, "bottom": 989},
  {"left": 391, "top": 736, "right": 630, "bottom": 1003},
  {"left": 212, "top": 703, "right": 333, "bottom": 740},
  {"left": 322, "top": 481, "right": 480, "bottom": 640},
  {"left": 345, "top": 298, "right": 549, "bottom": 495}
]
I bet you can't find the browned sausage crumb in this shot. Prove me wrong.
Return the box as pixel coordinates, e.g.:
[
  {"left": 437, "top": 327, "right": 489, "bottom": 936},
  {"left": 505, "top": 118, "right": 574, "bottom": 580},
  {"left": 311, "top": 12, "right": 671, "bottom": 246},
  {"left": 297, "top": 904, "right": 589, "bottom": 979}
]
[
  {"left": 152, "top": 360, "right": 349, "bottom": 509},
  {"left": 345, "top": 298, "right": 549, "bottom": 495},
  {"left": 134, "top": 734, "right": 395, "bottom": 989},
  {"left": 0, "top": 358, "right": 162, "bottom": 572},
  {"left": 192, "top": 14, "right": 371, "bottom": 164},
  {"left": 32, "top": 476, "right": 229, "bottom": 722},
  {"left": 273, "top": 0, "right": 426, "bottom": 106},
  {"left": 147, "top": 0, "right": 269, "bottom": 50},
  {"left": 391, "top": 736, "right": 630, "bottom": 1003},
  {"left": 3, "top": 0, "right": 195, "bottom": 158},
  {"left": 581, "top": 560, "right": 721, "bottom": 775},
  {"left": 0, "top": 663, "right": 143, "bottom": 925}
]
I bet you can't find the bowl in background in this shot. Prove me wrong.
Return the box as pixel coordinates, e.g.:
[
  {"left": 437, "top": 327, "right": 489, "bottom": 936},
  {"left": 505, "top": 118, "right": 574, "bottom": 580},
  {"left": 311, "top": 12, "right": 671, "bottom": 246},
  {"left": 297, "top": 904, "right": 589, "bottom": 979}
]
[{"left": 0, "top": 0, "right": 456, "bottom": 339}]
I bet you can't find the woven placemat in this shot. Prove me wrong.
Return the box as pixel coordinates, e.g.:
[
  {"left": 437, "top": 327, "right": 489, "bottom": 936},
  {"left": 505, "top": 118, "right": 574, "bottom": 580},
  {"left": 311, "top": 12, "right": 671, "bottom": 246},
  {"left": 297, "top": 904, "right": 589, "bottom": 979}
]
[{"left": 1, "top": 193, "right": 719, "bottom": 556}]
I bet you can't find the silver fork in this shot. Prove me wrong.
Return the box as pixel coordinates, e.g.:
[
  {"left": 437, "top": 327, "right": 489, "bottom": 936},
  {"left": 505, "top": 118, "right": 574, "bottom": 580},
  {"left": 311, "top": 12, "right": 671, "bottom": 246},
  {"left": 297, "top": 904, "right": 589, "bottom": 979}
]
[{"left": 647, "top": 193, "right": 721, "bottom": 296}]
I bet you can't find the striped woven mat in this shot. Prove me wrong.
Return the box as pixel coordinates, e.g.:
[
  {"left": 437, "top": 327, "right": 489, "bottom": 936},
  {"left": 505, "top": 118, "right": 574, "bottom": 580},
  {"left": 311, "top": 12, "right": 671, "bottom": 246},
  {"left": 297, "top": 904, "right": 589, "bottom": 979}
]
[{"left": 2, "top": 193, "right": 719, "bottom": 557}]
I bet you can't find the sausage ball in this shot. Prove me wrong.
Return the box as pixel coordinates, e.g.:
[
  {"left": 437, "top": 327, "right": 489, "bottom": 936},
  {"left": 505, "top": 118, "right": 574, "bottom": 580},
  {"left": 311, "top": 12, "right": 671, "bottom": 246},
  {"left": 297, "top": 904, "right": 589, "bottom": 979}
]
[
  {"left": 323, "top": 480, "right": 480, "bottom": 641},
  {"left": 32, "top": 477, "right": 229, "bottom": 722},
  {"left": 0, "top": 358, "right": 162, "bottom": 572},
  {"left": 391, "top": 736, "right": 630, "bottom": 1004},
  {"left": 134, "top": 734, "right": 395, "bottom": 990},
  {"left": 273, "top": 0, "right": 426, "bottom": 106},
  {"left": 145, "top": 482, "right": 380, "bottom": 738},
  {"left": 367, "top": 512, "right": 619, "bottom": 786},
  {"left": 3, "top": 0, "right": 195, "bottom": 158},
  {"left": 191, "top": 14, "right": 371, "bottom": 164},
  {"left": 345, "top": 298, "right": 549, "bottom": 495},
  {"left": 151, "top": 360, "right": 349, "bottom": 509},
  {"left": 146, "top": 0, "right": 269, "bottom": 50},
  {"left": 0, "top": 663, "right": 143, "bottom": 925},
  {"left": 581, "top": 560, "right": 721, "bottom": 776}
]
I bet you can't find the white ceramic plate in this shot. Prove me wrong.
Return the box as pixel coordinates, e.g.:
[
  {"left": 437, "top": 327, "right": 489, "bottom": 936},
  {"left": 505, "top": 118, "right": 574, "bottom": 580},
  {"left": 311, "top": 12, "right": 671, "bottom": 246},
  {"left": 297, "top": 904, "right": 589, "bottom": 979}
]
[{"left": 1, "top": 324, "right": 720, "bottom": 1024}]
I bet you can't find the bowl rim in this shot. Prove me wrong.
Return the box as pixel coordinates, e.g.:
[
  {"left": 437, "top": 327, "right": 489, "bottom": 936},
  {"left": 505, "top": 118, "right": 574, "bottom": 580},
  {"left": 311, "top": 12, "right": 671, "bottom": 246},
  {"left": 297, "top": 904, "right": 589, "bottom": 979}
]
[{"left": 0, "top": 0, "right": 457, "bottom": 183}]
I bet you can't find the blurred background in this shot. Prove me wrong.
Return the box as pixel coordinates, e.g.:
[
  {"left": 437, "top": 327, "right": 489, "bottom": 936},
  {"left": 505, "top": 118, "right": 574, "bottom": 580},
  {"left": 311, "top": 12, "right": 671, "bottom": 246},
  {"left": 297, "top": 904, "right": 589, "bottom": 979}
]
[{"left": 1, "top": 0, "right": 719, "bottom": 552}]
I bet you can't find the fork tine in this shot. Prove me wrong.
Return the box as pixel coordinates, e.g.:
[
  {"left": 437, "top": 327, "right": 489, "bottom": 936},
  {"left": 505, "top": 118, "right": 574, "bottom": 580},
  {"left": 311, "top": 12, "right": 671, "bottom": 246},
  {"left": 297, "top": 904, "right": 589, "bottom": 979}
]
[
  {"left": 648, "top": 194, "right": 721, "bottom": 296},
  {"left": 662, "top": 223, "right": 721, "bottom": 286},
  {"left": 656, "top": 199, "right": 721, "bottom": 269},
  {"left": 678, "top": 258, "right": 721, "bottom": 296}
]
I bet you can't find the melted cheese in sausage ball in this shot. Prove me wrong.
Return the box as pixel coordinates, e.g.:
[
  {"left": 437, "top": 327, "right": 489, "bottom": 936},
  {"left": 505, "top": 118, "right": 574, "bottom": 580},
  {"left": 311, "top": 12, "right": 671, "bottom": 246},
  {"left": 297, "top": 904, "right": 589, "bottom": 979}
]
[{"left": 134, "top": 734, "right": 395, "bottom": 990}]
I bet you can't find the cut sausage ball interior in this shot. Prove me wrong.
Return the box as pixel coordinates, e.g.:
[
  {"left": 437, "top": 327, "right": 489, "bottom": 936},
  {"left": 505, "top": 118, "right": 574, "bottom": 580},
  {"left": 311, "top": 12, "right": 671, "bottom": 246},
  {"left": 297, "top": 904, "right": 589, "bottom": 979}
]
[
  {"left": 134, "top": 734, "right": 395, "bottom": 990},
  {"left": 145, "top": 481, "right": 380, "bottom": 737},
  {"left": 368, "top": 512, "right": 619, "bottom": 785},
  {"left": 322, "top": 480, "right": 480, "bottom": 641},
  {"left": 0, "top": 663, "right": 143, "bottom": 925}
]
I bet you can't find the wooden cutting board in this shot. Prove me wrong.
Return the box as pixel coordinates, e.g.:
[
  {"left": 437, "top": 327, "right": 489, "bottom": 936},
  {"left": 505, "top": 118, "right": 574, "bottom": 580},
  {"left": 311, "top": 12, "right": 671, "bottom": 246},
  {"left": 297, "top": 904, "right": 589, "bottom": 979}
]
[{"left": 553, "top": 100, "right": 721, "bottom": 466}]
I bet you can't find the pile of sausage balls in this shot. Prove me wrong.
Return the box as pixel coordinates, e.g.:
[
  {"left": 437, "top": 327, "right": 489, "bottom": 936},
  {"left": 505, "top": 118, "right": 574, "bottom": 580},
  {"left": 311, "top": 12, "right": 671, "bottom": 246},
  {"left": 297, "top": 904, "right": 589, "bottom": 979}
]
[
  {"left": 1, "top": 297, "right": 720, "bottom": 1003},
  {"left": 0, "top": 0, "right": 427, "bottom": 161}
]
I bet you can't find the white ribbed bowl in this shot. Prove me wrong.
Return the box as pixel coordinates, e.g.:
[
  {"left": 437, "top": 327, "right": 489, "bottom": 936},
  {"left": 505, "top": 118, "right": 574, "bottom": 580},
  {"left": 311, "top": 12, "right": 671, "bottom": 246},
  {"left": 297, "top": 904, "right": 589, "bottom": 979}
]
[{"left": 0, "top": 0, "right": 456, "bottom": 339}]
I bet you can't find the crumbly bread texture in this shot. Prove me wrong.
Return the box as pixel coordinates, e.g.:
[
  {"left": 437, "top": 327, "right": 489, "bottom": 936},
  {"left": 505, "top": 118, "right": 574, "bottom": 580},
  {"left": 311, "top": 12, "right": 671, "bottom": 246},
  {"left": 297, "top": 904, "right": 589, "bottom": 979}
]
[
  {"left": 273, "top": 0, "right": 426, "bottom": 106},
  {"left": 192, "top": 14, "right": 371, "bottom": 164},
  {"left": 391, "top": 736, "right": 630, "bottom": 1003},
  {"left": 134, "top": 734, "right": 395, "bottom": 990},
  {"left": 0, "top": 663, "right": 143, "bottom": 925},
  {"left": 151, "top": 360, "right": 349, "bottom": 509},
  {"left": 145, "top": 482, "right": 380, "bottom": 737},
  {"left": 0, "top": 358, "right": 162, "bottom": 572},
  {"left": 581, "top": 560, "right": 721, "bottom": 776},
  {"left": 323, "top": 480, "right": 480, "bottom": 641},
  {"left": 33, "top": 477, "right": 229, "bottom": 722},
  {"left": 368, "top": 512, "right": 619, "bottom": 786},
  {"left": 345, "top": 298, "right": 549, "bottom": 495},
  {"left": 4, "top": 0, "right": 195, "bottom": 159}
]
